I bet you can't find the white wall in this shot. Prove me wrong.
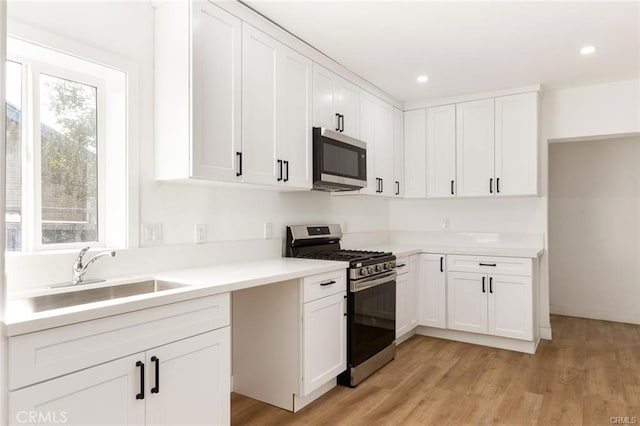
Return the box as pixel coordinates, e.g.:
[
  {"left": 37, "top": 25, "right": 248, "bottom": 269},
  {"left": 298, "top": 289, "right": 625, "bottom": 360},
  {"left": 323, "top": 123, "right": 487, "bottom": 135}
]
[
  {"left": 549, "top": 136, "right": 640, "bottom": 324},
  {"left": 4, "top": 1, "right": 390, "bottom": 293}
]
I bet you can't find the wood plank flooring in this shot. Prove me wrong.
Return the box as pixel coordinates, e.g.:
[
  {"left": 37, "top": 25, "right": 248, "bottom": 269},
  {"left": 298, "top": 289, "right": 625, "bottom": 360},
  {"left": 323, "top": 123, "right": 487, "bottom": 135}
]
[{"left": 231, "top": 315, "right": 640, "bottom": 425}]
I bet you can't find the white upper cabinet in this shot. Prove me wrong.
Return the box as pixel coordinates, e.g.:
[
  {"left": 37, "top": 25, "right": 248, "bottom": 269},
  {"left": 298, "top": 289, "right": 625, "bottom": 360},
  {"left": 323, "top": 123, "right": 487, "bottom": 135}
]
[
  {"left": 393, "top": 107, "right": 405, "bottom": 197},
  {"left": 312, "top": 64, "right": 359, "bottom": 138},
  {"left": 358, "top": 90, "right": 378, "bottom": 196},
  {"left": 456, "top": 98, "right": 495, "bottom": 197},
  {"left": 242, "top": 23, "right": 312, "bottom": 189},
  {"left": 375, "top": 100, "right": 395, "bottom": 196},
  {"left": 427, "top": 104, "right": 457, "bottom": 198},
  {"left": 494, "top": 92, "right": 539, "bottom": 196},
  {"left": 242, "top": 24, "right": 278, "bottom": 186},
  {"left": 156, "top": 1, "right": 242, "bottom": 182},
  {"left": 403, "top": 109, "right": 427, "bottom": 198}
]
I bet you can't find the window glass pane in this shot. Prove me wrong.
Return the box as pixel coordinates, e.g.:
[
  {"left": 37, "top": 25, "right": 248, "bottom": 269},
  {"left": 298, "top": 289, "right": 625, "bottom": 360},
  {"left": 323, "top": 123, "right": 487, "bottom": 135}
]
[
  {"left": 40, "top": 73, "right": 98, "bottom": 245},
  {"left": 5, "top": 60, "right": 22, "bottom": 251}
]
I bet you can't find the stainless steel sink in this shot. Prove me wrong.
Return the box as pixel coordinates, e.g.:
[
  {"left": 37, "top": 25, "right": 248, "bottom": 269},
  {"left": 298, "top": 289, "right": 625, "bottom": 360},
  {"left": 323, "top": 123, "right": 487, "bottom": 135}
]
[{"left": 14, "top": 280, "right": 190, "bottom": 313}]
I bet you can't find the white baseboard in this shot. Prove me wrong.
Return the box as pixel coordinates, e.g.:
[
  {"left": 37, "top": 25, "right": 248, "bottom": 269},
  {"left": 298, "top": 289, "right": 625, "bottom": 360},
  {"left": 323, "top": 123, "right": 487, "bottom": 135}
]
[
  {"left": 415, "top": 326, "right": 539, "bottom": 354},
  {"left": 550, "top": 304, "right": 640, "bottom": 325},
  {"left": 539, "top": 326, "right": 552, "bottom": 340}
]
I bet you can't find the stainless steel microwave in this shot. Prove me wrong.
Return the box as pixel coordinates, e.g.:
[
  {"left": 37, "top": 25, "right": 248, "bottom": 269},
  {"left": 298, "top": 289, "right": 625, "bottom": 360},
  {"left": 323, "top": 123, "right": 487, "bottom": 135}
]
[{"left": 312, "top": 127, "right": 367, "bottom": 192}]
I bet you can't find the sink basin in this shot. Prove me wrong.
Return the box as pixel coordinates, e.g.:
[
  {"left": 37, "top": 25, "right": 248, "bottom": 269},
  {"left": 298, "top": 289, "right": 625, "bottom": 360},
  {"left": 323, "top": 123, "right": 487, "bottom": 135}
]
[{"left": 13, "top": 280, "right": 190, "bottom": 313}]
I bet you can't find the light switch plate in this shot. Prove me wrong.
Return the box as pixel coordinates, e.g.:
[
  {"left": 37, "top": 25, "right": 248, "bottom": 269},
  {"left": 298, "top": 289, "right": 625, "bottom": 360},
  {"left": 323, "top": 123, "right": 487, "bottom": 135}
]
[
  {"left": 195, "top": 224, "right": 207, "bottom": 244},
  {"left": 141, "top": 223, "right": 163, "bottom": 247}
]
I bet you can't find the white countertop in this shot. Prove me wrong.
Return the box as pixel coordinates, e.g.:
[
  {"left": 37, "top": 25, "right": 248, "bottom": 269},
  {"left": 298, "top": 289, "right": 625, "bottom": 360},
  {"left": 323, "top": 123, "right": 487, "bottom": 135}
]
[
  {"left": 5, "top": 257, "right": 348, "bottom": 336},
  {"left": 364, "top": 243, "right": 543, "bottom": 258}
]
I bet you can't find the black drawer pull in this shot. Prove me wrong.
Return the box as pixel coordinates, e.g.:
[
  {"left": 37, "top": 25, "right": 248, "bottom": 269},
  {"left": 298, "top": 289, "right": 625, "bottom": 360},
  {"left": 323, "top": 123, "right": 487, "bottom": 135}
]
[
  {"left": 482, "top": 276, "right": 486, "bottom": 293},
  {"left": 489, "top": 178, "right": 493, "bottom": 194},
  {"left": 497, "top": 178, "right": 501, "bottom": 193},
  {"left": 151, "top": 356, "right": 160, "bottom": 394},
  {"left": 396, "top": 264, "right": 406, "bottom": 268},
  {"left": 440, "top": 257, "right": 444, "bottom": 272},
  {"left": 277, "top": 159, "right": 283, "bottom": 181},
  {"left": 451, "top": 180, "right": 454, "bottom": 195},
  {"left": 320, "top": 280, "right": 336, "bottom": 286},
  {"left": 489, "top": 277, "right": 493, "bottom": 294},
  {"left": 284, "top": 160, "right": 289, "bottom": 182},
  {"left": 479, "top": 263, "right": 497, "bottom": 267},
  {"left": 136, "top": 361, "right": 145, "bottom": 400}
]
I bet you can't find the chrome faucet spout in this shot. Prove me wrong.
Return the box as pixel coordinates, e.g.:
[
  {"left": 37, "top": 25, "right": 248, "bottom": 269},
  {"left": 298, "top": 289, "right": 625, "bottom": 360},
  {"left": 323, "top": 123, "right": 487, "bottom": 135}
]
[{"left": 72, "top": 247, "right": 116, "bottom": 285}]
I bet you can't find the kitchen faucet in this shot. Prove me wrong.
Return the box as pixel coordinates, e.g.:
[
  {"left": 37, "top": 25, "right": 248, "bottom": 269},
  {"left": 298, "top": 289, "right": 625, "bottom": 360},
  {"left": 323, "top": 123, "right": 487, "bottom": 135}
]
[{"left": 72, "top": 246, "right": 116, "bottom": 285}]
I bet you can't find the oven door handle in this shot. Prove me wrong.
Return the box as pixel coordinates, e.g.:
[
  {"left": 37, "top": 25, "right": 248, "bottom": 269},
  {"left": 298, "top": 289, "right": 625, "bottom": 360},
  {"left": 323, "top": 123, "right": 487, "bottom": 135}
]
[{"left": 351, "top": 271, "right": 397, "bottom": 292}]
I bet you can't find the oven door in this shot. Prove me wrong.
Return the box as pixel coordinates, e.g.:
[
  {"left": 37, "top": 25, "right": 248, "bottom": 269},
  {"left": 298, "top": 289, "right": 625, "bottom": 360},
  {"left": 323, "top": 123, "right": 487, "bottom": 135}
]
[
  {"left": 349, "top": 271, "right": 396, "bottom": 367},
  {"left": 313, "top": 127, "right": 367, "bottom": 191}
]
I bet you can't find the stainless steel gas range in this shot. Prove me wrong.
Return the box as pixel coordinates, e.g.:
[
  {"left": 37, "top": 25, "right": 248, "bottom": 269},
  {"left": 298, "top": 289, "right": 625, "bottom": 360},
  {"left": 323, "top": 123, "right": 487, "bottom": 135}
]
[{"left": 286, "top": 224, "right": 396, "bottom": 387}]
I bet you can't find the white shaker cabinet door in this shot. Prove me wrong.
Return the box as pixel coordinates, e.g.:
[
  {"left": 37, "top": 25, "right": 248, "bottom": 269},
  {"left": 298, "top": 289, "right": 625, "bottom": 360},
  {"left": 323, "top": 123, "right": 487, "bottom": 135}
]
[
  {"left": 242, "top": 24, "right": 279, "bottom": 186},
  {"left": 447, "top": 271, "right": 488, "bottom": 334},
  {"left": 494, "top": 92, "right": 539, "bottom": 196},
  {"left": 488, "top": 274, "right": 533, "bottom": 341},
  {"left": 335, "top": 77, "right": 360, "bottom": 138},
  {"left": 393, "top": 107, "right": 405, "bottom": 197},
  {"left": 456, "top": 98, "right": 495, "bottom": 197},
  {"left": 418, "top": 254, "right": 447, "bottom": 329},
  {"left": 191, "top": 1, "right": 242, "bottom": 181},
  {"left": 375, "top": 100, "right": 395, "bottom": 196},
  {"left": 427, "top": 104, "right": 457, "bottom": 198},
  {"left": 9, "top": 353, "right": 146, "bottom": 426},
  {"left": 395, "top": 272, "right": 410, "bottom": 338},
  {"left": 403, "top": 109, "right": 427, "bottom": 198},
  {"left": 145, "top": 328, "right": 231, "bottom": 426},
  {"left": 407, "top": 255, "right": 419, "bottom": 329},
  {"left": 278, "top": 45, "right": 313, "bottom": 189},
  {"left": 359, "top": 89, "right": 378, "bottom": 196},
  {"left": 302, "top": 292, "right": 347, "bottom": 396},
  {"left": 312, "top": 64, "right": 338, "bottom": 131}
]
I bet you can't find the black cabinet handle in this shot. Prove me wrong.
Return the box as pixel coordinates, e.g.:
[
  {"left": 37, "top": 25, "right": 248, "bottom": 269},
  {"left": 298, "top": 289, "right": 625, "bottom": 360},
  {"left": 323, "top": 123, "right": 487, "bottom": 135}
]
[
  {"left": 440, "top": 257, "right": 444, "bottom": 272},
  {"left": 335, "top": 113, "right": 341, "bottom": 131},
  {"left": 395, "top": 181, "right": 400, "bottom": 195},
  {"left": 277, "top": 159, "right": 283, "bottom": 181},
  {"left": 136, "top": 361, "right": 145, "bottom": 400},
  {"left": 489, "top": 277, "right": 493, "bottom": 294},
  {"left": 489, "top": 178, "right": 493, "bottom": 194},
  {"left": 380, "top": 178, "right": 384, "bottom": 193},
  {"left": 497, "top": 178, "right": 500, "bottom": 193},
  {"left": 151, "top": 356, "right": 160, "bottom": 394},
  {"left": 396, "top": 264, "right": 407, "bottom": 268},
  {"left": 284, "top": 160, "right": 289, "bottom": 182},
  {"left": 482, "top": 276, "right": 486, "bottom": 293},
  {"left": 236, "top": 152, "right": 243, "bottom": 177},
  {"left": 451, "top": 180, "right": 454, "bottom": 195},
  {"left": 479, "top": 263, "right": 497, "bottom": 267},
  {"left": 376, "top": 178, "right": 380, "bottom": 193},
  {"left": 320, "top": 280, "right": 336, "bottom": 286},
  {"left": 340, "top": 114, "right": 345, "bottom": 132}
]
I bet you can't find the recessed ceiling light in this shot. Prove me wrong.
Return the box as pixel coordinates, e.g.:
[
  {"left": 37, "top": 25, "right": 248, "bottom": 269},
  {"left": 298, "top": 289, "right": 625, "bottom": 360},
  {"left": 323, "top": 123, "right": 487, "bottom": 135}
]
[
  {"left": 580, "top": 45, "right": 597, "bottom": 55},
  {"left": 416, "top": 75, "right": 429, "bottom": 83}
]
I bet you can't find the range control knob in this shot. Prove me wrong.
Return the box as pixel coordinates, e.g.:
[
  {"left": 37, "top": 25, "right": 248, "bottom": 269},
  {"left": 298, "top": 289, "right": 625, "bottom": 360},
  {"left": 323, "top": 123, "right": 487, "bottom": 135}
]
[
  {"left": 360, "top": 267, "right": 367, "bottom": 276},
  {"left": 367, "top": 266, "right": 374, "bottom": 274},
  {"left": 376, "top": 264, "right": 383, "bottom": 272}
]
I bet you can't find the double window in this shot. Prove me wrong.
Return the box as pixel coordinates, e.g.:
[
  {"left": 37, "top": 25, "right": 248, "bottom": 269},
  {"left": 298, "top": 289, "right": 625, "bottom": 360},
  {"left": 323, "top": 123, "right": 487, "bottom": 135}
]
[{"left": 5, "top": 36, "right": 127, "bottom": 252}]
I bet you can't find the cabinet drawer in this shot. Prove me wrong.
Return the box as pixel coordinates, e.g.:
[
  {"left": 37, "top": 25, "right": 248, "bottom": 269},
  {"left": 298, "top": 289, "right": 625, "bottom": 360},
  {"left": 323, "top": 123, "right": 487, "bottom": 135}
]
[
  {"left": 395, "top": 256, "right": 409, "bottom": 275},
  {"left": 302, "top": 270, "right": 346, "bottom": 303},
  {"left": 447, "top": 255, "right": 532, "bottom": 277},
  {"left": 8, "top": 293, "right": 230, "bottom": 390}
]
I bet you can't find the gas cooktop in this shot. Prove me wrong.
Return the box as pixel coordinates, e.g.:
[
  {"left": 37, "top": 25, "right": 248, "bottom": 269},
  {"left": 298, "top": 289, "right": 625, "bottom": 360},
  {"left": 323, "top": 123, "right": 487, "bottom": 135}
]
[{"left": 296, "top": 249, "right": 390, "bottom": 263}]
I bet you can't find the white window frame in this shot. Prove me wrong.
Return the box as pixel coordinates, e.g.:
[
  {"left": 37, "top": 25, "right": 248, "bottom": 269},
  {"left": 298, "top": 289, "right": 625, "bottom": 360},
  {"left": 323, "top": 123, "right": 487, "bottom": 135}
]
[{"left": 5, "top": 21, "right": 140, "bottom": 253}]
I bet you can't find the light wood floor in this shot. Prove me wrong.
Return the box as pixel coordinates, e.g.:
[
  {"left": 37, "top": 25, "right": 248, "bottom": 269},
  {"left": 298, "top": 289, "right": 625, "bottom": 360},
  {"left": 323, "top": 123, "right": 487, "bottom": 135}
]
[{"left": 232, "top": 315, "right": 640, "bottom": 425}]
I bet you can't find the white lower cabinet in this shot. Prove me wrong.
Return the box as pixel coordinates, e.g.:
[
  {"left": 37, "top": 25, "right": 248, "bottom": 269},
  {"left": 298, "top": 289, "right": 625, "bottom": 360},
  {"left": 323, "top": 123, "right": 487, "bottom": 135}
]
[
  {"left": 395, "top": 255, "right": 418, "bottom": 339},
  {"left": 446, "top": 270, "right": 533, "bottom": 341},
  {"left": 418, "top": 254, "right": 447, "bottom": 329},
  {"left": 302, "top": 292, "right": 347, "bottom": 395},
  {"left": 8, "top": 295, "right": 231, "bottom": 426}
]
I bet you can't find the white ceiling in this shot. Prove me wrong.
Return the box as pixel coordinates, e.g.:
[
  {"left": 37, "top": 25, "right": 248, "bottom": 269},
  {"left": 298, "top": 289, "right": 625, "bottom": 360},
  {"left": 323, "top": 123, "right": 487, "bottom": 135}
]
[{"left": 244, "top": 1, "right": 640, "bottom": 103}]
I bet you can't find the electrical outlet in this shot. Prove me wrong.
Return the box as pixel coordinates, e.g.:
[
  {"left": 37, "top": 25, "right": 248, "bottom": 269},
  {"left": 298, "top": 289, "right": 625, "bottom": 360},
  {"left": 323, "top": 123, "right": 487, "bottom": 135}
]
[
  {"left": 141, "top": 223, "right": 163, "bottom": 247},
  {"left": 264, "top": 222, "right": 273, "bottom": 239},
  {"left": 441, "top": 218, "right": 450, "bottom": 230},
  {"left": 195, "top": 224, "right": 207, "bottom": 244}
]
